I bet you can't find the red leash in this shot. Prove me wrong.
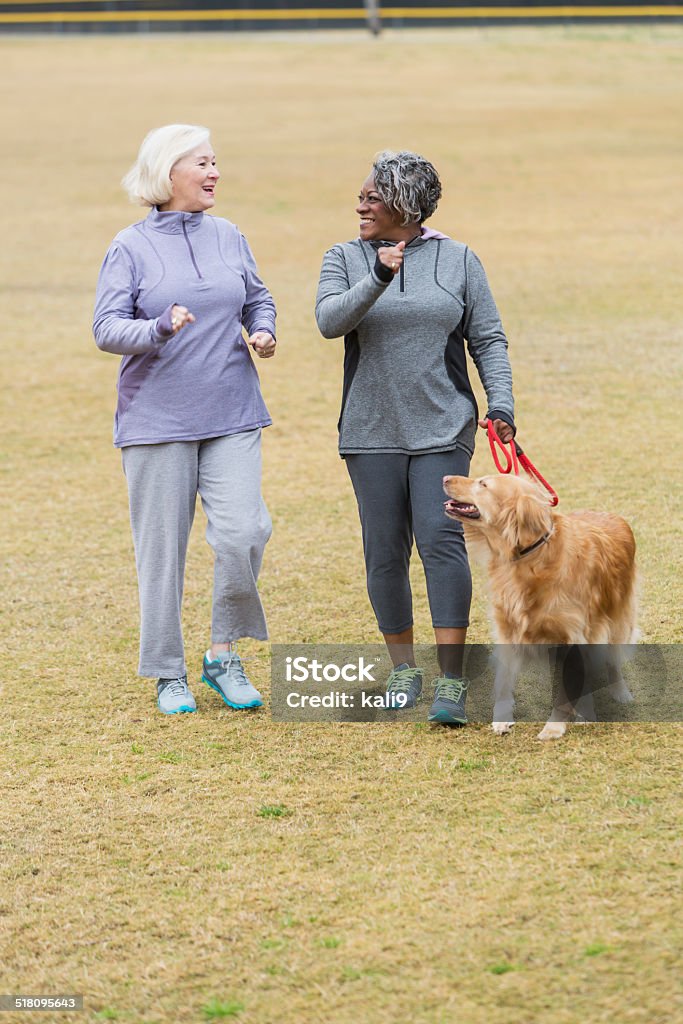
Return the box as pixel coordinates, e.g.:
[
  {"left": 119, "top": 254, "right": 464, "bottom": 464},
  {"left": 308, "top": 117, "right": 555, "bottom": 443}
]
[{"left": 487, "top": 420, "right": 559, "bottom": 506}]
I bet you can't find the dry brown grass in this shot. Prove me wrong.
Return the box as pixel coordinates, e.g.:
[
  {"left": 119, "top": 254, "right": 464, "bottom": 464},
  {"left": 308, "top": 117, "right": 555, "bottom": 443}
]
[{"left": 1, "top": 26, "right": 682, "bottom": 1024}]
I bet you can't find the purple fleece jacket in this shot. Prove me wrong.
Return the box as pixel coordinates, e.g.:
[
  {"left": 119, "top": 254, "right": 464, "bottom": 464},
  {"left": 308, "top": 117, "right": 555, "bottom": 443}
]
[{"left": 93, "top": 207, "right": 275, "bottom": 447}]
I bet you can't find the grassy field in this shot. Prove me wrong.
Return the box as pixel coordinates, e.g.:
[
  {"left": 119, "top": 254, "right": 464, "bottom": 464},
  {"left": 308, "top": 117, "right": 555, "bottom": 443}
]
[{"left": 1, "top": 25, "right": 682, "bottom": 1024}]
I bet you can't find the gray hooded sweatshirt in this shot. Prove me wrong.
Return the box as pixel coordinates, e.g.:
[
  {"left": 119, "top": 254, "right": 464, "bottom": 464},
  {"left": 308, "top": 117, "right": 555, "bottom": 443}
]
[{"left": 315, "top": 230, "right": 514, "bottom": 457}]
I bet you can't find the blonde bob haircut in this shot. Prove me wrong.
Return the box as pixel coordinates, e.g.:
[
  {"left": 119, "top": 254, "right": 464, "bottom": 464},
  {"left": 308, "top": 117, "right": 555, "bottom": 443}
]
[{"left": 122, "top": 123, "right": 211, "bottom": 207}]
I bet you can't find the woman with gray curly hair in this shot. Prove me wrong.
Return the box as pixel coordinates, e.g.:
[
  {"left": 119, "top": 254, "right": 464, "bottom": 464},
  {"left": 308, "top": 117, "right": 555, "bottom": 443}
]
[{"left": 316, "top": 150, "right": 516, "bottom": 726}]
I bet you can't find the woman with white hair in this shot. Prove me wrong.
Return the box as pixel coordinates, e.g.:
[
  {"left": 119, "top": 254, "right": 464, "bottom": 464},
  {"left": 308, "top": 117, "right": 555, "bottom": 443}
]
[
  {"left": 316, "top": 150, "right": 516, "bottom": 726},
  {"left": 94, "top": 124, "right": 276, "bottom": 715}
]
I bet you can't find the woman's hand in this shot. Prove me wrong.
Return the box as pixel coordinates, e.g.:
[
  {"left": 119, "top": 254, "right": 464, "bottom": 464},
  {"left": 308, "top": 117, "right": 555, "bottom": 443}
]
[
  {"left": 249, "top": 331, "right": 277, "bottom": 359},
  {"left": 479, "top": 417, "right": 515, "bottom": 444},
  {"left": 377, "top": 240, "right": 406, "bottom": 275},
  {"left": 171, "top": 305, "right": 195, "bottom": 333}
]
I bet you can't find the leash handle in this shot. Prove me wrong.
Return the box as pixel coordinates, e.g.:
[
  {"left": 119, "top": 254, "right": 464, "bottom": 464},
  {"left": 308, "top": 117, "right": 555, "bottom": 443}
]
[
  {"left": 486, "top": 420, "right": 559, "bottom": 507},
  {"left": 487, "top": 419, "right": 518, "bottom": 474}
]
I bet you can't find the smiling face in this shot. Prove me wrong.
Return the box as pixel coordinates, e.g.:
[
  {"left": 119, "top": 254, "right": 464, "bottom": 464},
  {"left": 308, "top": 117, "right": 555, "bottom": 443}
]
[
  {"left": 160, "top": 144, "right": 220, "bottom": 212},
  {"left": 356, "top": 174, "right": 417, "bottom": 243}
]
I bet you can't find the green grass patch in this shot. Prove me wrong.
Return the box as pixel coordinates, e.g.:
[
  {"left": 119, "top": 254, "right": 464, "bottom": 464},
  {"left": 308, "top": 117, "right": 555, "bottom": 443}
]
[
  {"left": 257, "top": 804, "right": 292, "bottom": 819},
  {"left": 584, "top": 943, "right": 611, "bottom": 957},
  {"left": 201, "top": 999, "right": 244, "bottom": 1021},
  {"left": 488, "top": 963, "right": 517, "bottom": 975},
  {"left": 158, "top": 750, "right": 183, "bottom": 765},
  {"left": 452, "top": 755, "right": 491, "bottom": 772}
]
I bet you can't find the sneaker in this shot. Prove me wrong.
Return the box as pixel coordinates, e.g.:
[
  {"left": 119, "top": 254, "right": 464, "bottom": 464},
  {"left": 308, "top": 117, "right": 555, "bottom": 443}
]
[
  {"left": 384, "top": 663, "right": 423, "bottom": 709},
  {"left": 428, "top": 676, "right": 469, "bottom": 724},
  {"left": 202, "top": 649, "right": 263, "bottom": 710},
  {"left": 157, "top": 675, "right": 197, "bottom": 715}
]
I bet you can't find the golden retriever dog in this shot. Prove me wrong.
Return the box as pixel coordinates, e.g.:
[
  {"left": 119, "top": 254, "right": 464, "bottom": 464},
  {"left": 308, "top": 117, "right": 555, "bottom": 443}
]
[{"left": 443, "top": 473, "right": 638, "bottom": 739}]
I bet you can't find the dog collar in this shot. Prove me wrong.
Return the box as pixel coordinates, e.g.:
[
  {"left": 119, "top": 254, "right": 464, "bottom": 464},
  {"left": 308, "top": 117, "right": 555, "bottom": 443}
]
[{"left": 513, "top": 529, "right": 554, "bottom": 561}]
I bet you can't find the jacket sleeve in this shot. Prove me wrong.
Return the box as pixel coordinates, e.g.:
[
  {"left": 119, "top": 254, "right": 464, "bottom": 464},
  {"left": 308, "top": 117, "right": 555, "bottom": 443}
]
[
  {"left": 93, "top": 243, "right": 175, "bottom": 355},
  {"left": 239, "top": 233, "right": 277, "bottom": 338},
  {"left": 315, "top": 245, "right": 391, "bottom": 339},
  {"left": 463, "top": 248, "right": 515, "bottom": 423}
]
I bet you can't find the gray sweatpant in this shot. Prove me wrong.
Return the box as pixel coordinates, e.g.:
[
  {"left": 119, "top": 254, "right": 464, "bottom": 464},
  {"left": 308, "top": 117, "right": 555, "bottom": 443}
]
[{"left": 121, "top": 429, "right": 271, "bottom": 678}]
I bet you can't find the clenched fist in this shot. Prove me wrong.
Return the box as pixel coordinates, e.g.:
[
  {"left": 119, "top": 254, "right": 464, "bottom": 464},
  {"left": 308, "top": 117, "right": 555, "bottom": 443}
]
[
  {"left": 170, "top": 305, "right": 195, "bottom": 333},
  {"left": 377, "top": 239, "right": 406, "bottom": 275},
  {"left": 248, "top": 331, "right": 277, "bottom": 359}
]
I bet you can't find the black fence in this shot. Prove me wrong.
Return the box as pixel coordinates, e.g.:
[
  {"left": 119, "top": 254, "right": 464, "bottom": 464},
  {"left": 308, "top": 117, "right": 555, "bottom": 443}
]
[{"left": 1, "top": 1, "right": 682, "bottom": 34}]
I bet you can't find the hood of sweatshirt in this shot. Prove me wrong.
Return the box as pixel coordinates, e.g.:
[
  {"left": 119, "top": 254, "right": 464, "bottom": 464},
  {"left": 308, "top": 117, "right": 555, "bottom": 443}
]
[{"left": 419, "top": 225, "right": 449, "bottom": 240}]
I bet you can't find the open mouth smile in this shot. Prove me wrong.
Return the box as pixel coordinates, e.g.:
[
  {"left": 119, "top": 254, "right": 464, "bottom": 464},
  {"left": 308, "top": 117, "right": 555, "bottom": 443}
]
[{"left": 444, "top": 499, "right": 481, "bottom": 520}]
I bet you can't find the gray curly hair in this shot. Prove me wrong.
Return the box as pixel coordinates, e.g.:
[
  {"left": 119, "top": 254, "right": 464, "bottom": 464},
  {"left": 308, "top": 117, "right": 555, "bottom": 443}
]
[{"left": 372, "top": 150, "right": 442, "bottom": 226}]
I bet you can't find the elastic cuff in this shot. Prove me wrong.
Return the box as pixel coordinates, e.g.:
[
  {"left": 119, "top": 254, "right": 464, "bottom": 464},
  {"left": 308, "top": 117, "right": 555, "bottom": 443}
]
[
  {"left": 249, "top": 325, "right": 276, "bottom": 340},
  {"left": 153, "top": 303, "right": 175, "bottom": 342},
  {"left": 486, "top": 410, "right": 516, "bottom": 437},
  {"left": 372, "top": 256, "right": 394, "bottom": 285},
  {"left": 138, "top": 666, "right": 186, "bottom": 678},
  {"left": 377, "top": 620, "right": 414, "bottom": 635}
]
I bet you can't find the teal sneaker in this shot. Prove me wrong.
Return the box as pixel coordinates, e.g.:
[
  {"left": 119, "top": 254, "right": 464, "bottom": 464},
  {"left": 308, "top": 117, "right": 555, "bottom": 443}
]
[
  {"left": 384, "top": 663, "right": 423, "bottom": 709},
  {"left": 157, "top": 675, "right": 197, "bottom": 715},
  {"left": 428, "top": 676, "right": 469, "bottom": 725},
  {"left": 202, "top": 649, "right": 263, "bottom": 710}
]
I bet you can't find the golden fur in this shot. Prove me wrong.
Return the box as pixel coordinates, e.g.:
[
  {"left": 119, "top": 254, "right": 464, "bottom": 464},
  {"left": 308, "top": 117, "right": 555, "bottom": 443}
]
[{"left": 443, "top": 473, "right": 638, "bottom": 738}]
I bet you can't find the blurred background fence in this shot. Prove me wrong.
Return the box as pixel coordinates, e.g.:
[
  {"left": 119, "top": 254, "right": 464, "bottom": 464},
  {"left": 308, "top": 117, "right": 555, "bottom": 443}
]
[{"left": 1, "top": 1, "right": 682, "bottom": 35}]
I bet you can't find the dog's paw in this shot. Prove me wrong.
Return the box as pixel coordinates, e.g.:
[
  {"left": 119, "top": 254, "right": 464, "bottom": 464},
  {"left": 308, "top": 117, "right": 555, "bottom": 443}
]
[
  {"left": 608, "top": 681, "right": 634, "bottom": 704},
  {"left": 492, "top": 721, "right": 515, "bottom": 735},
  {"left": 537, "top": 721, "right": 567, "bottom": 741}
]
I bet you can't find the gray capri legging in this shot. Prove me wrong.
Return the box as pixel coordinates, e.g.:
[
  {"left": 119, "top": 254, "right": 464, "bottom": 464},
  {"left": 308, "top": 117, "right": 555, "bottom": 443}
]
[{"left": 345, "top": 448, "right": 472, "bottom": 634}]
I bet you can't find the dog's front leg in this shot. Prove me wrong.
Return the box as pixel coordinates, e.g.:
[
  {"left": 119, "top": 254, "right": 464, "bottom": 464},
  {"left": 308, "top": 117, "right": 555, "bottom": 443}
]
[
  {"left": 491, "top": 645, "right": 518, "bottom": 735},
  {"left": 573, "top": 690, "right": 598, "bottom": 723},
  {"left": 538, "top": 645, "right": 579, "bottom": 740},
  {"left": 606, "top": 647, "right": 634, "bottom": 704},
  {"left": 537, "top": 719, "right": 568, "bottom": 740}
]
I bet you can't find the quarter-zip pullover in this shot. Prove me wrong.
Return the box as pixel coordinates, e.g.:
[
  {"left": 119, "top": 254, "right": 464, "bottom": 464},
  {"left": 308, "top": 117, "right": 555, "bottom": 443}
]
[
  {"left": 94, "top": 207, "right": 275, "bottom": 448},
  {"left": 315, "top": 231, "right": 514, "bottom": 456}
]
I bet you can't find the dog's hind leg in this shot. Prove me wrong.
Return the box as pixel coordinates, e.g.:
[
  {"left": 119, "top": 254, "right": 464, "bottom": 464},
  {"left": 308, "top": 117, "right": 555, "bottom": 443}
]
[
  {"left": 607, "top": 582, "right": 638, "bottom": 705},
  {"left": 572, "top": 646, "right": 600, "bottom": 722}
]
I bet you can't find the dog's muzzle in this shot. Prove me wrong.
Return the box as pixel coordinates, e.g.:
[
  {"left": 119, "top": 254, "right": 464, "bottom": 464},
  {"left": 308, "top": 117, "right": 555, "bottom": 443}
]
[{"left": 444, "top": 500, "right": 481, "bottom": 520}]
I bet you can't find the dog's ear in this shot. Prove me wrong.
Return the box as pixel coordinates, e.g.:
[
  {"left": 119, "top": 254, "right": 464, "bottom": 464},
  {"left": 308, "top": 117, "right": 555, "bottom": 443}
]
[{"left": 514, "top": 492, "right": 553, "bottom": 550}]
